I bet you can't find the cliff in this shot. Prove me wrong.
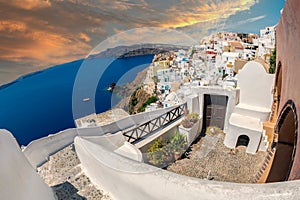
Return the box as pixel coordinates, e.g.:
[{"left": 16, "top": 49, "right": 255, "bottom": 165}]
[
  {"left": 113, "top": 67, "right": 149, "bottom": 112},
  {"left": 88, "top": 43, "right": 189, "bottom": 59}
]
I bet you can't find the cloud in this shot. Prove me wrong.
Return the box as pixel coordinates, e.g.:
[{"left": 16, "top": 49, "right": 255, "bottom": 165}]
[
  {"left": 163, "top": 0, "right": 257, "bottom": 28},
  {"left": 241, "top": 15, "right": 266, "bottom": 24},
  {"left": 0, "top": 20, "right": 27, "bottom": 32},
  {"left": 5, "top": 0, "right": 51, "bottom": 10},
  {"left": 0, "top": 19, "right": 92, "bottom": 67},
  {"left": 0, "top": 0, "right": 263, "bottom": 71},
  {"left": 79, "top": 33, "right": 91, "bottom": 43}
]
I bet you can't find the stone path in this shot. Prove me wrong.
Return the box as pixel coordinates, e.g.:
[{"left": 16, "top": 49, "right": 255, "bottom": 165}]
[
  {"left": 96, "top": 108, "right": 129, "bottom": 126},
  {"left": 37, "top": 145, "right": 112, "bottom": 200},
  {"left": 167, "top": 127, "right": 267, "bottom": 183}
]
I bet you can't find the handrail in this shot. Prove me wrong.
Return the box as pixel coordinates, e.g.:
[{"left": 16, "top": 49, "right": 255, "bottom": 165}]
[{"left": 123, "top": 104, "right": 186, "bottom": 143}]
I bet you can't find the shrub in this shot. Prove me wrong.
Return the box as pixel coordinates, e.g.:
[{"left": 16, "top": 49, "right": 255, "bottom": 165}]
[
  {"left": 147, "top": 137, "right": 166, "bottom": 166},
  {"left": 147, "top": 132, "right": 187, "bottom": 167},
  {"left": 181, "top": 111, "right": 199, "bottom": 128},
  {"left": 170, "top": 132, "right": 187, "bottom": 153},
  {"left": 138, "top": 96, "right": 158, "bottom": 113},
  {"left": 269, "top": 48, "right": 276, "bottom": 74},
  {"left": 189, "top": 112, "right": 199, "bottom": 123}
]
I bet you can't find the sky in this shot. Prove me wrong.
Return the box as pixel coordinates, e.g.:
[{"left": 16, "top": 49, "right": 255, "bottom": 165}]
[{"left": 0, "top": 0, "right": 285, "bottom": 84}]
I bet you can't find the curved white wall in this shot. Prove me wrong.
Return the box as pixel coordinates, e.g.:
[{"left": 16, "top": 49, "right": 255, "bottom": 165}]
[
  {"left": 23, "top": 106, "right": 178, "bottom": 168},
  {"left": 75, "top": 136, "right": 299, "bottom": 200},
  {"left": 0, "top": 130, "right": 55, "bottom": 200}
]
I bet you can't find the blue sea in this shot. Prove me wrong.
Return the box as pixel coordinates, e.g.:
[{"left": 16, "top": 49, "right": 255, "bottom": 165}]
[{"left": 0, "top": 55, "right": 153, "bottom": 145}]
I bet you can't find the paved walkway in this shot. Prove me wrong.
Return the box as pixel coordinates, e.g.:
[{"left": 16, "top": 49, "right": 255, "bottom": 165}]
[{"left": 167, "top": 127, "right": 267, "bottom": 183}]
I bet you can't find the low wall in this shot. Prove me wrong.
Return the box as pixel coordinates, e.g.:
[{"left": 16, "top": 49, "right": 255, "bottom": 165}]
[
  {"left": 23, "top": 106, "right": 178, "bottom": 168},
  {"left": 138, "top": 125, "right": 179, "bottom": 153},
  {"left": 0, "top": 130, "right": 55, "bottom": 200},
  {"left": 23, "top": 127, "right": 107, "bottom": 168},
  {"left": 75, "top": 136, "right": 300, "bottom": 200}
]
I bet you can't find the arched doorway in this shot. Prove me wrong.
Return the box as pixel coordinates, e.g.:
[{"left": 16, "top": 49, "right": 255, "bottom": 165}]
[
  {"left": 236, "top": 135, "right": 250, "bottom": 147},
  {"left": 266, "top": 100, "right": 298, "bottom": 182}
]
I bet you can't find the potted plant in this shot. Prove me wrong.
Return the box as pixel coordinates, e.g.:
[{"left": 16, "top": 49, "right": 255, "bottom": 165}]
[
  {"left": 170, "top": 132, "right": 187, "bottom": 160},
  {"left": 179, "top": 111, "right": 201, "bottom": 145},
  {"left": 146, "top": 137, "right": 174, "bottom": 167},
  {"left": 146, "top": 137, "right": 166, "bottom": 167}
]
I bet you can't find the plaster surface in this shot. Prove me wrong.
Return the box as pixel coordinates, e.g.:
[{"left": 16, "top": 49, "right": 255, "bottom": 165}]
[
  {"left": 276, "top": 0, "right": 300, "bottom": 180},
  {"left": 0, "top": 129, "right": 55, "bottom": 200},
  {"left": 74, "top": 135, "right": 300, "bottom": 200}
]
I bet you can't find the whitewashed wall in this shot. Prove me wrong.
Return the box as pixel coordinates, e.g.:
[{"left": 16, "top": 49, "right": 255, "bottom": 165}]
[
  {"left": 75, "top": 136, "right": 299, "bottom": 200},
  {"left": 0, "top": 130, "right": 55, "bottom": 200},
  {"left": 23, "top": 106, "right": 178, "bottom": 168}
]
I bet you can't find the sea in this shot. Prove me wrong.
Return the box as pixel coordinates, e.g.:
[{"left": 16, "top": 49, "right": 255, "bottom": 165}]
[{"left": 0, "top": 54, "right": 154, "bottom": 145}]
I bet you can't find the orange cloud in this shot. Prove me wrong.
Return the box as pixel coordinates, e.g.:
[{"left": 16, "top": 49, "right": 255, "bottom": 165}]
[
  {"left": 6, "top": 0, "right": 51, "bottom": 10},
  {"left": 163, "top": 0, "right": 257, "bottom": 28},
  {"left": 79, "top": 33, "right": 91, "bottom": 42},
  {"left": 0, "top": 20, "right": 26, "bottom": 32},
  {"left": 0, "top": 0, "right": 260, "bottom": 71},
  {"left": 0, "top": 20, "right": 92, "bottom": 67}
]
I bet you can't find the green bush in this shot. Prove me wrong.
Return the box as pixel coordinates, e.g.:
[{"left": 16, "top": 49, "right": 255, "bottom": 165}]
[
  {"left": 138, "top": 96, "right": 158, "bottom": 113},
  {"left": 269, "top": 48, "right": 276, "bottom": 74},
  {"left": 170, "top": 132, "right": 187, "bottom": 153},
  {"left": 147, "top": 132, "right": 187, "bottom": 167},
  {"left": 147, "top": 137, "right": 169, "bottom": 167}
]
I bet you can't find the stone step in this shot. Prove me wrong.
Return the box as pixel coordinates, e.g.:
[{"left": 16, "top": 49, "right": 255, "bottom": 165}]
[
  {"left": 229, "top": 113, "right": 263, "bottom": 132},
  {"left": 37, "top": 144, "right": 112, "bottom": 200},
  {"left": 234, "top": 103, "right": 271, "bottom": 120}
]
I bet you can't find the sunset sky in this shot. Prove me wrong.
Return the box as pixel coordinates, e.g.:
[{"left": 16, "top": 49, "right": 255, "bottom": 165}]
[{"left": 0, "top": 0, "right": 285, "bottom": 84}]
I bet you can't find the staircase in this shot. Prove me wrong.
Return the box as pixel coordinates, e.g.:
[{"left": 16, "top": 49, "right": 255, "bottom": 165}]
[
  {"left": 37, "top": 144, "right": 112, "bottom": 200},
  {"left": 259, "top": 130, "right": 269, "bottom": 151},
  {"left": 253, "top": 148, "right": 276, "bottom": 183}
]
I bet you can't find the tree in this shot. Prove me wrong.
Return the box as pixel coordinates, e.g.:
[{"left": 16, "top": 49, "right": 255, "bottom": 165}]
[{"left": 269, "top": 48, "right": 276, "bottom": 74}]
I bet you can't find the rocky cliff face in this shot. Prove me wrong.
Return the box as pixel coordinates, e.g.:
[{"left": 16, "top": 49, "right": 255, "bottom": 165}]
[
  {"left": 128, "top": 88, "right": 151, "bottom": 114},
  {"left": 88, "top": 44, "right": 189, "bottom": 59},
  {"left": 114, "top": 67, "right": 149, "bottom": 112}
]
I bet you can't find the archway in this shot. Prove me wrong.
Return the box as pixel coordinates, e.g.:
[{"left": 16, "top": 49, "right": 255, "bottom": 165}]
[
  {"left": 236, "top": 135, "right": 250, "bottom": 147},
  {"left": 266, "top": 100, "right": 298, "bottom": 182}
]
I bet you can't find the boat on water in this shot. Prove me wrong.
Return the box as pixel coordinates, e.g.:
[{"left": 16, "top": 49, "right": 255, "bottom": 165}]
[
  {"left": 83, "top": 98, "right": 90, "bottom": 102},
  {"left": 107, "top": 82, "right": 116, "bottom": 92}
]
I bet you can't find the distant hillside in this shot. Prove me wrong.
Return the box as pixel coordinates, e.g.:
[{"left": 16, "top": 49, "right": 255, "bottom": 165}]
[{"left": 88, "top": 43, "right": 189, "bottom": 59}]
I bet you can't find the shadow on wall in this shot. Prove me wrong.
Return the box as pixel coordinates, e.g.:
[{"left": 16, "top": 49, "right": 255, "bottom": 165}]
[{"left": 52, "top": 182, "right": 86, "bottom": 200}]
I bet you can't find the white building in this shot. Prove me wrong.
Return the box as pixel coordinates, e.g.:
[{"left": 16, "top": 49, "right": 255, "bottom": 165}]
[
  {"left": 222, "top": 52, "right": 240, "bottom": 66},
  {"left": 257, "top": 25, "right": 276, "bottom": 58},
  {"left": 224, "top": 61, "right": 275, "bottom": 154}
]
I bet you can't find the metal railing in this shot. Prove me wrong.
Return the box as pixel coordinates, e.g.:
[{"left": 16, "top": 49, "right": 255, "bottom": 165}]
[{"left": 123, "top": 104, "right": 186, "bottom": 143}]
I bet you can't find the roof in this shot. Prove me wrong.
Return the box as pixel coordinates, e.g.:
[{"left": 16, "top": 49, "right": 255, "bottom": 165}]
[{"left": 229, "top": 41, "right": 244, "bottom": 50}]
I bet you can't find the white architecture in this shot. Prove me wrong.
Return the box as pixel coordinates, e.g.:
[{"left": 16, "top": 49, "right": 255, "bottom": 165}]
[
  {"left": 74, "top": 132, "right": 299, "bottom": 200},
  {"left": 222, "top": 52, "right": 240, "bottom": 66},
  {"left": 257, "top": 25, "right": 276, "bottom": 58},
  {"left": 224, "top": 61, "right": 275, "bottom": 154},
  {"left": 0, "top": 130, "right": 55, "bottom": 200}
]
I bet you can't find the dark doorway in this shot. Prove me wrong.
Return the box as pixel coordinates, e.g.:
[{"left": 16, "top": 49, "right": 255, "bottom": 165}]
[
  {"left": 266, "top": 104, "right": 297, "bottom": 182},
  {"left": 203, "top": 94, "right": 228, "bottom": 131},
  {"left": 236, "top": 135, "right": 250, "bottom": 147}
]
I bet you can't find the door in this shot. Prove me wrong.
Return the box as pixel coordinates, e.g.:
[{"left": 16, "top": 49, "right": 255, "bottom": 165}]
[{"left": 203, "top": 94, "right": 228, "bottom": 130}]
